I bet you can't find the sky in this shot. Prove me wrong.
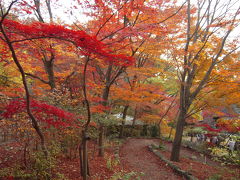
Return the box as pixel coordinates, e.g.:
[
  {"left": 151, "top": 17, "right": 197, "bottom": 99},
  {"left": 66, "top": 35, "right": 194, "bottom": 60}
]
[
  {"left": 55, "top": 0, "right": 240, "bottom": 39},
  {"left": 2, "top": 0, "right": 240, "bottom": 43}
]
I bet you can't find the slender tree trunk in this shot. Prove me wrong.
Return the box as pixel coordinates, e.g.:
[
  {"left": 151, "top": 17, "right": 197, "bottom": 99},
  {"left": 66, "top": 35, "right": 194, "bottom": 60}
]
[
  {"left": 45, "top": 0, "right": 53, "bottom": 23},
  {"left": 158, "top": 124, "right": 164, "bottom": 147},
  {"left": 119, "top": 105, "right": 129, "bottom": 138},
  {"left": 158, "top": 124, "right": 161, "bottom": 138},
  {"left": 34, "top": 0, "right": 44, "bottom": 22},
  {"left": 82, "top": 131, "right": 89, "bottom": 180},
  {"left": 132, "top": 107, "right": 138, "bottom": 126},
  {"left": 158, "top": 94, "right": 177, "bottom": 140},
  {"left": 79, "top": 142, "right": 83, "bottom": 176},
  {"left": 168, "top": 126, "right": 173, "bottom": 139},
  {"left": 98, "top": 83, "right": 110, "bottom": 157},
  {"left": 98, "top": 125, "right": 105, "bottom": 157},
  {"left": 80, "top": 57, "right": 91, "bottom": 179},
  {"left": 0, "top": 22, "right": 48, "bottom": 159},
  {"left": 98, "top": 62, "right": 124, "bottom": 156}
]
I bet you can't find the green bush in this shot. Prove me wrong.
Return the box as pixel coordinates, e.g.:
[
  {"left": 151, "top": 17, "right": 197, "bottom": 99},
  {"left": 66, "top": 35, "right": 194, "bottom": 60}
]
[
  {"left": 125, "top": 127, "right": 141, "bottom": 137},
  {"left": 0, "top": 152, "right": 55, "bottom": 179},
  {"left": 210, "top": 147, "right": 240, "bottom": 166},
  {"left": 1, "top": 142, "right": 63, "bottom": 179},
  {"left": 106, "top": 156, "right": 120, "bottom": 171},
  {"left": 0, "top": 166, "right": 33, "bottom": 179},
  {"left": 30, "top": 151, "right": 55, "bottom": 179},
  {"left": 207, "top": 174, "right": 222, "bottom": 180},
  {"left": 182, "top": 140, "right": 210, "bottom": 154},
  {"left": 106, "top": 125, "right": 120, "bottom": 138}
]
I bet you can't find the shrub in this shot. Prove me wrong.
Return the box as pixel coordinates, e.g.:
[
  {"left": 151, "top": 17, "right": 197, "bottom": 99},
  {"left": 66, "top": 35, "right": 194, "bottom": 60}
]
[
  {"left": 210, "top": 147, "right": 240, "bottom": 166},
  {"left": 110, "top": 170, "right": 144, "bottom": 180}
]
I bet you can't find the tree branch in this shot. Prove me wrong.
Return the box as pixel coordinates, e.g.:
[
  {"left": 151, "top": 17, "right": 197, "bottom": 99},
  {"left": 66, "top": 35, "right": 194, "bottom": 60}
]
[{"left": 25, "top": 73, "right": 50, "bottom": 84}]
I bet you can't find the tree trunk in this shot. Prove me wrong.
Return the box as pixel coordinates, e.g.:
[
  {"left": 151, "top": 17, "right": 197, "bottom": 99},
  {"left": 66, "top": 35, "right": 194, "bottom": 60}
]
[
  {"left": 168, "top": 127, "right": 173, "bottom": 139},
  {"left": 0, "top": 24, "right": 48, "bottom": 159},
  {"left": 119, "top": 105, "right": 129, "bottom": 138},
  {"left": 98, "top": 82, "right": 110, "bottom": 157},
  {"left": 80, "top": 131, "right": 90, "bottom": 180},
  {"left": 132, "top": 107, "right": 138, "bottom": 126},
  {"left": 44, "top": 60, "right": 55, "bottom": 90},
  {"left": 158, "top": 124, "right": 164, "bottom": 147},
  {"left": 158, "top": 124, "right": 161, "bottom": 138},
  {"left": 170, "top": 110, "right": 186, "bottom": 161},
  {"left": 119, "top": 123, "right": 124, "bottom": 139},
  {"left": 82, "top": 134, "right": 88, "bottom": 180},
  {"left": 98, "top": 125, "right": 104, "bottom": 157},
  {"left": 80, "top": 56, "right": 91, "bottom": 178},
  {"left": 79, "top": 143, "right": 83, "bottom": 176}
]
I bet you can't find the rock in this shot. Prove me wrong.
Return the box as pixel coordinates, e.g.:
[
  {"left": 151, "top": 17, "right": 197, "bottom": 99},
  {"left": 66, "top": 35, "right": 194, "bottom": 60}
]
[{"left": 190, "top": 155, "right": 197, "bottom": 160}]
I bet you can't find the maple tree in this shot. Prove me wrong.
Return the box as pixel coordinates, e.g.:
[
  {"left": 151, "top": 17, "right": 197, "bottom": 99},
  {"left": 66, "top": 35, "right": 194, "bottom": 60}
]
[
  {"left": 205, "top": 52, "right": 240, "bottom": 107},
  {"left": 0, "top": 1, "right": 134, "bottom": 179},
  {"left": 23, "top": 0, "right": 57, "bottom": 90},
  {"left": 2, "top": 98, "right": 75, "bottom": 128},
  {"left": 0, "top": 0, "right": 239, "bottom": 179},
  {"left": 75, "top": 0, "right": 186, "bottom": 157},
  {"left": 170, "top": 0, "right": 240, "bottom": 161}
]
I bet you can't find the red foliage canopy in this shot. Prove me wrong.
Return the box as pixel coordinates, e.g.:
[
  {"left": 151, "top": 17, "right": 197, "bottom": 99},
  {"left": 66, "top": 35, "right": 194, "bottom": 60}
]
[
  {"left": 197, "top": 124, "right": 223, "bottom": 132},
  {"left": 2, "top": 19, "right": 134, "bottom": 66},
  {"left": 1, "top": 98, "right": 77, "bottom": 129}
]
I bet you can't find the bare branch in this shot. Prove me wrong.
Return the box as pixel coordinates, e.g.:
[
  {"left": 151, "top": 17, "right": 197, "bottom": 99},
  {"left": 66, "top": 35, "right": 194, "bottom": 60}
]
[
  {"left": 0, "top": 0, "right": 18, "bottom": 24},
  {"left": 95, "top": 0, "right": 129, "bottom": 37},
  {"left": 34, "top": 0, "right": 44, "bottom": 22},
  {"left": 25, "top": 73, "right": 50, "bottom": 84},
  {"left": 45, "top": 0, "right": 53, "bottom": 23},
  {"left": 153, "top": 1, "right": 187, "bottom": 25}
]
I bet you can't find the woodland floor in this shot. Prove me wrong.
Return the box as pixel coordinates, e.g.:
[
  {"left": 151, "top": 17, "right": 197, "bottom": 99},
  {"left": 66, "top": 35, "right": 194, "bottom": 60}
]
[
  {"left": 120, "top": 138, "right": 240, "bottom": 180},
  {"left": 161, "top": 140, "right": 240, "bottom": 179},
  {"left": 1, "top": 138, "right": 240, "bottom": 180}
]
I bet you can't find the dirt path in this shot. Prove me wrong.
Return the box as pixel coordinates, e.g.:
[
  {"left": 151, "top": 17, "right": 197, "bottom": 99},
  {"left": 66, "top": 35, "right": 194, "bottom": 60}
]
[{"left": 120, "top": 138, "right": 184, "bottom": 180}]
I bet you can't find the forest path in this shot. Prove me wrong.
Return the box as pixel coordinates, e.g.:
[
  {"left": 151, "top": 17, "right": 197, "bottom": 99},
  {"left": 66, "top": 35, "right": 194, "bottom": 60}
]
[{"left": 119, "top": 138, "right": 184, "bottom": 180}]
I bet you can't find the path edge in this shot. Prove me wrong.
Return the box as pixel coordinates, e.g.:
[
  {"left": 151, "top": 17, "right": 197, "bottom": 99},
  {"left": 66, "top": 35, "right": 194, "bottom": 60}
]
[{"left": 148, "top": 145, "right": 198, "bottom": 180}]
